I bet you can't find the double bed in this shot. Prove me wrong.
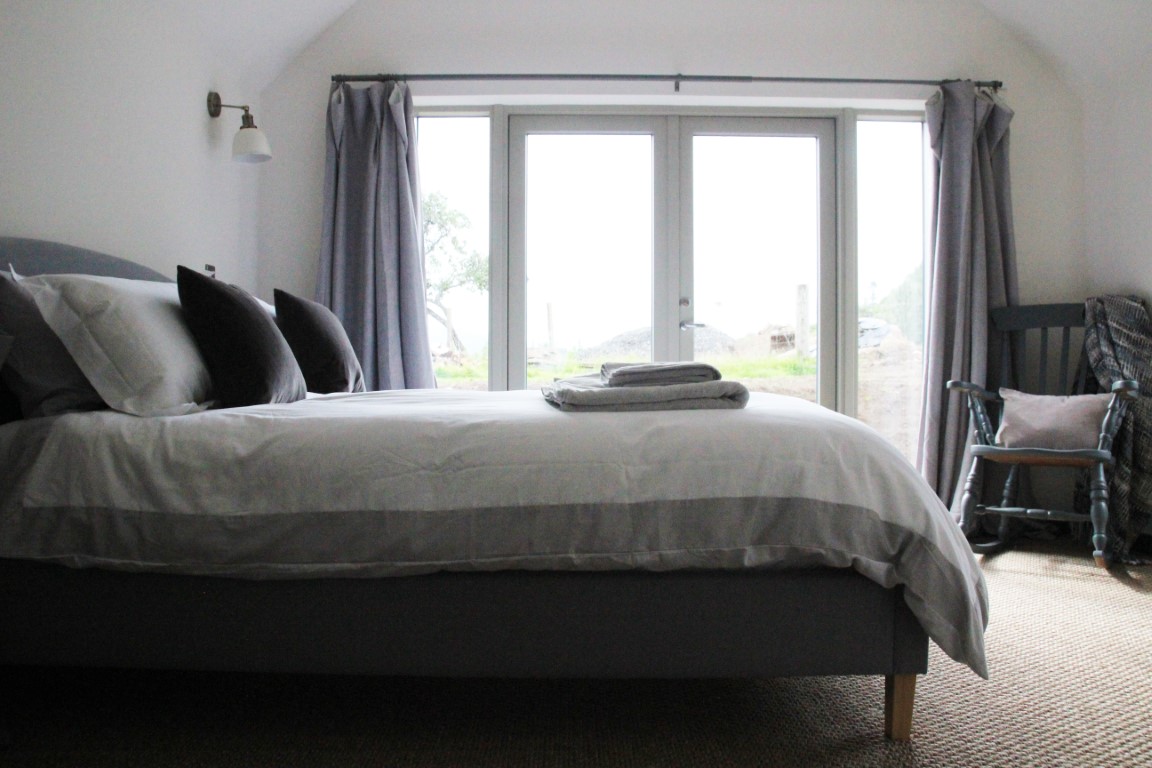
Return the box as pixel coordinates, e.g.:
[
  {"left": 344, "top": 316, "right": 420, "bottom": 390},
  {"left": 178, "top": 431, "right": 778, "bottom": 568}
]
[{"left": 0, "top": 237, "right": 987, "bottom": 742}]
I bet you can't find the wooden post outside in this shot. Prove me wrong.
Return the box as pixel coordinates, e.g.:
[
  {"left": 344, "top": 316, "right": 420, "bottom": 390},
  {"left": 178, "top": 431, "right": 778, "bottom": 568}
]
[
  {"left": 547, "top": 302, "right": 555, "bottom": 352},
  {"left": 795, "top": 284, "right": 809, "bottom": 357}
]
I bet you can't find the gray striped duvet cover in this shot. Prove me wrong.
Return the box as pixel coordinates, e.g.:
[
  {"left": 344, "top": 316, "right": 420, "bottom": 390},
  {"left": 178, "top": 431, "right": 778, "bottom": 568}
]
[{"left": 0, "top": 389, "right": 988, "bottom": 676}]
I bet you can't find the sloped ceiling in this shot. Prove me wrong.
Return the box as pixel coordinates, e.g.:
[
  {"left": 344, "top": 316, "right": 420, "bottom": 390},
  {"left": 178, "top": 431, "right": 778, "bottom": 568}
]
[
  {"left": 973, "top": 0, "right": 1152, "bottom": 92},
  {"left": 209, "top": 0, "right": 1148, "bottom": 97},
  {"left": 199, "top": 0, "right": 358, "bottom": 93}
]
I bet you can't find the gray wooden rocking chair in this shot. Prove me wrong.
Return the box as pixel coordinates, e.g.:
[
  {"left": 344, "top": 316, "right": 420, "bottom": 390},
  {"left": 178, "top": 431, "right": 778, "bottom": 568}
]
[{"left": 947, "top": 303, "right": 1139, "bottom": 567}]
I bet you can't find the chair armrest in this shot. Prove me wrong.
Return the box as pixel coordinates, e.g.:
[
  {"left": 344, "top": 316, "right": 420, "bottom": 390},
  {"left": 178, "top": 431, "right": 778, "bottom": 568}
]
[
  {"left": 946, "top": 379, "right": 1001, "bottom": 402},
  {"left": 1097, "top": 380, "right": 1140, "bottom": 452},
  {"left": 946, "top": 380, "right": 999, "bottom": 445},
  {"left": 1112, "top": 379, "right": 1140, "bottom": 399}
]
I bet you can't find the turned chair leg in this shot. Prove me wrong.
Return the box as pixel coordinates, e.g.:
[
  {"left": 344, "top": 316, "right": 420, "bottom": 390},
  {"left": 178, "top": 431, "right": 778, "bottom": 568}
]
[
  {"left": 959, "top": 457, "right": 983, "bottom": 537},
  {"left": 1089, "top": 463, "right": 1110, "bottom": 568},
  {"left": 964, "top": 458, "right": 1012, "bottom": 556},
  {"left": 994, "top": 466, "right": 1021, "bottom": 544},
  {"left": 1000, "top": 465, "right": 1019, "bottom": 508}
]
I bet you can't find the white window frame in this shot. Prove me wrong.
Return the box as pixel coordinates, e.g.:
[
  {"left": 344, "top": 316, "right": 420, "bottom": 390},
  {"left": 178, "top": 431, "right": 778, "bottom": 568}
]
[{"left": 419, "top": 104, "right": 926, "bottom": 416}]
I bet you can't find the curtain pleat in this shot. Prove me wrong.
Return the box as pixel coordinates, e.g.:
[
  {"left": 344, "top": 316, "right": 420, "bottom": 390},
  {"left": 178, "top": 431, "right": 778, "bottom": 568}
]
[
  {"left": 317, "top": 82, "right": 435, "bottom": 390},
  {"left": 916, "top": 81, "right": 1019, "bottom": 518}
]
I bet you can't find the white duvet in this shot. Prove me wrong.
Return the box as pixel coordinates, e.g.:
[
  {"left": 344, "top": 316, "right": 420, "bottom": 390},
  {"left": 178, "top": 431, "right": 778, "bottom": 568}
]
[{"left": 0, "top": 389, "right": 988, "bottom": 676}]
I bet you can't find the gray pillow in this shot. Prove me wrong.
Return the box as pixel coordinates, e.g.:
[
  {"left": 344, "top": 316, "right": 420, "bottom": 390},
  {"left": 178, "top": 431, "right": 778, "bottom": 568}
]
[
  {"left": 0, "top": 270, "right": 106, "bottom": 418},
  {"left": 995, "top": 388, "right": 1112, "bottom": 450},
  {"left": 20, "top": 273, "right": 213, "bottom": 416}
]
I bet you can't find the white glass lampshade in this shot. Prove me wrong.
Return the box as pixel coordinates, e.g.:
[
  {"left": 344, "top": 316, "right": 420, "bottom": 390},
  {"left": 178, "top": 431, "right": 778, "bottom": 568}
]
[{"left": 232, "top": 126, "right": 272, "bottom": 163}]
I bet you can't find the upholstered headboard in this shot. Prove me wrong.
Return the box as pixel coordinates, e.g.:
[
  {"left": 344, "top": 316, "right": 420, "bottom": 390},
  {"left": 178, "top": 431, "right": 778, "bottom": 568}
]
[{"left": 0, "top": 237, "right": 171, "bottom": 282}]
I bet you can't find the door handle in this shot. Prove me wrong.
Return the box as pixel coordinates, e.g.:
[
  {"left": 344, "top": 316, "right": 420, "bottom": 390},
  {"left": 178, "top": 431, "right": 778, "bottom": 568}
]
[{"left": 679, "top": 322, "right": 706, "bottom": 330}]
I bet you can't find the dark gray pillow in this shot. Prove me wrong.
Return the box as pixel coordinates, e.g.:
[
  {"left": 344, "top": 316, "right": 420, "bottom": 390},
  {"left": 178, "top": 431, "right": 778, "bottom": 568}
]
[
  {"left": 0, "top": 335, "right": 21, "bottom": 423},
  {"left": 176, "top": 266, "right": 307, "bottom": 408},
  {"left": 273, "top": 289, "right": 365, "bottom": 394},
  {"left": 0, "top": 271, "right": 106, "bottom": 418}
]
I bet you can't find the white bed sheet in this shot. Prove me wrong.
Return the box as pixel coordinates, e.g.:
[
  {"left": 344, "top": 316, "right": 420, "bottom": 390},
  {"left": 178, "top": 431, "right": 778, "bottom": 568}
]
[{"left": 0, "top": 389, "right": 988, "bottom": 676}]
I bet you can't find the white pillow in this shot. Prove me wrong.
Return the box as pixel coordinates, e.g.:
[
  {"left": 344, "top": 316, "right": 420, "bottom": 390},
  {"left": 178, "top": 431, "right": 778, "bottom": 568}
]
[
  {"left": 995, "top": 388, "right": 1112, "bottom": 450},
  {"left": 20, "top": 274, "right": 213, "bottom": 416}
]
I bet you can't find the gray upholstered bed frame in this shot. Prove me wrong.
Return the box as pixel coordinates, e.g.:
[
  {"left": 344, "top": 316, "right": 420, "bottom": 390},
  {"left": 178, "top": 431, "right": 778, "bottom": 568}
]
[{"left": 0, "top": 237, "right": 929, "bottom": 740}]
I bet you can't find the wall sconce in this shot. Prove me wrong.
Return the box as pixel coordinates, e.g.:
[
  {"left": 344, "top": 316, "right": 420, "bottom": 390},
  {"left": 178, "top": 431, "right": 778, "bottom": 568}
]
[{"left": 207, "top": 91, "right": 271, "bottom": 163}]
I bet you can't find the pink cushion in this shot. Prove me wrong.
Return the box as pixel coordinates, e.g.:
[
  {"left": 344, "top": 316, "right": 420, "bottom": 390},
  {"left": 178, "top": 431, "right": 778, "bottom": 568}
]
[{"left": 995, "top": 388, "right": 1112, "bottom": 450}]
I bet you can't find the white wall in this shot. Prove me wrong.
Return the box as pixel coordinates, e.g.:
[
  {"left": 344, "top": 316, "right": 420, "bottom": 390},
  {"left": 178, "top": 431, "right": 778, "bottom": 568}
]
[
  {"left": 0, "top": 0, "right": 1099, "bottom": 304},
  {"left": 0, "top": 1, "right": 261, "bottom": 289},
  {"left": 1083, "top": 88, "right": 1152, "bottom": 301},
  {"left": 259, "top": 0, "right": 1088, "bottom": 306}
]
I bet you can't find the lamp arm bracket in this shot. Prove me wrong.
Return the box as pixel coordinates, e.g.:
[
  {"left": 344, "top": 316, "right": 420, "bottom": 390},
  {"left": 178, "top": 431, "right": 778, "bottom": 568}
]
[{"left": 207, "top": 91, "right": 251, "bottom": 118}]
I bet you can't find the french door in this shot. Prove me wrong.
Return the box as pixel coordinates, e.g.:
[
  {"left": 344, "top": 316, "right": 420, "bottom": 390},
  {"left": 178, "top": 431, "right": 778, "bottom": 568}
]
[{"left": 506, "top": 113, "right": 837, "bottom": 405}]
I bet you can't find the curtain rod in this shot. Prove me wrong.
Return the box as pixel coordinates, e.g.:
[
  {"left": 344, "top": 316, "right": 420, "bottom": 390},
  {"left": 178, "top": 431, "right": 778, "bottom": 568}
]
[{"left": 330, "top": 72, "right": 1003, "bottom": 91}]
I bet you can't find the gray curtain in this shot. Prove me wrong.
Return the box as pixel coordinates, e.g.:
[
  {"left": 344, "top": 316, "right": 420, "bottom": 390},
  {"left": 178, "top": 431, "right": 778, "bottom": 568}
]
[
  {"left": 916, "top": 80, "right": 1019, "bottom": 516},
  {"left": 317, "top": 81, "right": 435, "bottom": 390}
]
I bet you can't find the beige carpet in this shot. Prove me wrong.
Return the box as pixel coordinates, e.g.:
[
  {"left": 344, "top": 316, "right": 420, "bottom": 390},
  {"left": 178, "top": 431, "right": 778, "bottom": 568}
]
[{"left": 4, "top": 536, "right": 1150, "bottom": 767}]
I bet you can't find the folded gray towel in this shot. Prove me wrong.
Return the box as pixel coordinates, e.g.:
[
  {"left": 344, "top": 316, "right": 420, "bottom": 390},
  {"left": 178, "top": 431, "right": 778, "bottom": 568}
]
[
  {"left": 600, "top": 361, "right": 722, "bottom": 387},
  {"left": 543, "top": 374, "right": 749, "bottom": 412}
]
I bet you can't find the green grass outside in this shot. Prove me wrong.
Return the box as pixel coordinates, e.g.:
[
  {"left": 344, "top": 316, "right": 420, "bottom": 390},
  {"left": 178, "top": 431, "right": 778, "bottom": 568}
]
[
  {"left": 434, "top": 360, "right": 489, "bottom": 382},
  {"left": 696, "top": 355, "right": 818, "bottom": 379},
  {"left": 436, "top": 354, "right": 818, "bottom": 387}
]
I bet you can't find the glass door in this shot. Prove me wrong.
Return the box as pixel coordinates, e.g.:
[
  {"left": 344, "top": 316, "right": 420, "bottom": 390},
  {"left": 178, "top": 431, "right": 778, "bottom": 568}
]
[
  {"left": 507, "top": 113, "right": 836, "bottom": 402},
  {"left": 508, "top": 115, "right": 666, "bottom": 389},
  {"left": 523, "top": 133, "right": 654, "bottom": 387},
  {"left": 680, "top": 118, "right": 837, "bottom": 404}
]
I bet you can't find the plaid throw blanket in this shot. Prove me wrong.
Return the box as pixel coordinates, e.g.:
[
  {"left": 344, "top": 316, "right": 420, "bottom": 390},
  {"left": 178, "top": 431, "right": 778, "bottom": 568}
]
[{"left": 1082, "top": 295, "right": 1152, "bottom": 561}]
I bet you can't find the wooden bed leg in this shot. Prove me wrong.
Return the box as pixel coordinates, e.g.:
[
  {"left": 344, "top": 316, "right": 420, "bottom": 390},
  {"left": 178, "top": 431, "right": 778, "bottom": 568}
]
[{"left": 884, "top": 673, "right": 917, "bottom": 741}]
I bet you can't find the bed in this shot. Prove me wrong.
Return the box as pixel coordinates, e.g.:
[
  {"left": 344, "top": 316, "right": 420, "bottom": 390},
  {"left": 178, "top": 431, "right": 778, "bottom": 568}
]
[{"left": 0, "top": 237, "right": 987, "bottom": 742}]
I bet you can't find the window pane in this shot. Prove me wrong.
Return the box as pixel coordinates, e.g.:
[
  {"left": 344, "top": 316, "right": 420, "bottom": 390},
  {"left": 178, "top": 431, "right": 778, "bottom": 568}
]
[
  {"left": 856, "top": 120, "right": 926, "bottom": 461},
  {"left": 417, "top": 116, "right": 490, "bottom": 390},
  {"left": 524, "top": 134, "right": 653, "bottom": 387},
  {"left": 692, "top": 135, "right": 820, "bottom": 402}
]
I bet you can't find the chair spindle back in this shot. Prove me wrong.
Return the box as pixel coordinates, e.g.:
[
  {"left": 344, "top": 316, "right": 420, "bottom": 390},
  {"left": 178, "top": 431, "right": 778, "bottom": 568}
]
[{"left": 989, "top": 303, "right": 1087, "bottom": 396}]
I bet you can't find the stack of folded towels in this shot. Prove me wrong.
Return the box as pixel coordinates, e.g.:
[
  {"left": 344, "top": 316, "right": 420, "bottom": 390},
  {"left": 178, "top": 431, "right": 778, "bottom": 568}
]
[{"left": 542, "top": 361, "right": 750, "bottom": 412}]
